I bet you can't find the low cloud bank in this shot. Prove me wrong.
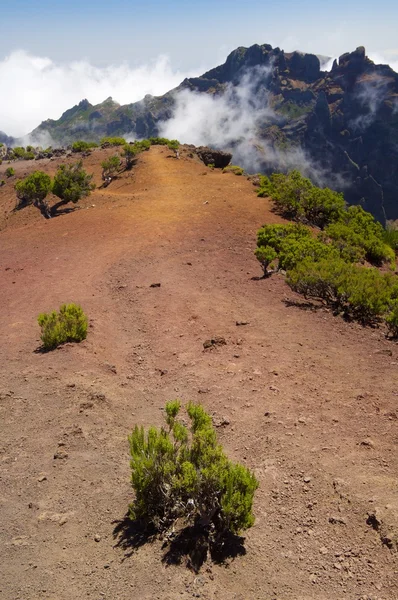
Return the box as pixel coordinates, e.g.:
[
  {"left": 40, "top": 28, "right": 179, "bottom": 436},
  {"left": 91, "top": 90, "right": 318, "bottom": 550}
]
[
  {"left": 0, "top": 50, "right": 196, "bottom": 137},
  {"left": 160, "top": 66, "right": 339, "bottom": 186}
]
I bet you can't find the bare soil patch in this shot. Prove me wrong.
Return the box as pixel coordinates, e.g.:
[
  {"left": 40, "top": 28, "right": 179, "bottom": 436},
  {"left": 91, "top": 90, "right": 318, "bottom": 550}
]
[{"left": 0, "top": 147, "right": 397, "bottom": 599}]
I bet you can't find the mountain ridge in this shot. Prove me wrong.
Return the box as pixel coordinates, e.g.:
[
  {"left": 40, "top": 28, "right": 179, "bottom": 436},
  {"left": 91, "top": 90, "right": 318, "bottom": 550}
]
[{"left": 6, "top": 43, "right": 398, "bottom": 221}]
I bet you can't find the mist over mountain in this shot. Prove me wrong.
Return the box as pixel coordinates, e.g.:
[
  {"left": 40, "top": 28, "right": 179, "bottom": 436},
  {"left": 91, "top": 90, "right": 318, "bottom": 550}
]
[{"left": 4, "top": 43, "right": 398, "bottom": 222}]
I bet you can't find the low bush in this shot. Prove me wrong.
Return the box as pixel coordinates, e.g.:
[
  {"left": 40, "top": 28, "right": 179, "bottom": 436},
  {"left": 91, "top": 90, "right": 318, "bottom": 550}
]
[
  {"left": 257, "top": 223, "right": 311, "bottom": 253},
  {"left": 383, "top": 225, "right": 398, "bottom": 252},
  {"left": 15, "top": 171, "right": 52, "bottom": 208},
  {"left": 149, "top": 137, "right": 180, "bottom": 147},
  {"left": 386, "top": 302, "right": 398, "bottom": 337},
  {"left": 38, "top": 303, "right": 88, "bottom": 350},
  {"left": 325, "top": 205, "right": 395, "bottom": 267},
  {"left": 259, "top": 170, "right": 345, "bottom": 228},
  {"left": 223, "top": 165, "right": 244, "bottom": 176},
  {"left": 129, "top": 401, "right": 258, "bottom": 541},
  {"left": 52, "top": 161, "right": 95, "bottom": 206},
  {"left": 122, "top": 144, "right": 138, "bottom": 168},
  {"left": 5, "top": 167, "right": 15, "bottom": 177},
  {"left": 122, "top": 140, "right": 152, "bottom": 168},
  {"left": 254, "top": 246, "right": 277, "bottom": 277},
  {"left": 11, "top": 146, "right": 26, "bottom": 159},
  {"left": 101, "top": 155, "right": 121, "bottom": 179},
  {"left": 71, "top": 140, "right": 98, "bottom": 152},
  {"left": 287, "top": 258, "right": 397, "bottom": 324},
  {"left": 100, "top": 136, "right": 126, "bottom": 147},
  {"left": 167, "top": 139, "right": 180, "bottom": 151},
  {"left": 256, "top": 223, "right": 337, "bottom": 270}
]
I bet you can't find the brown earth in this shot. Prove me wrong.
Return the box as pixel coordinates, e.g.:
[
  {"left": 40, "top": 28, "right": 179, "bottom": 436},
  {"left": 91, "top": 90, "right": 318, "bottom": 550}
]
[{"left": 0, "top": 146, "right": 397, "bottom": 600}]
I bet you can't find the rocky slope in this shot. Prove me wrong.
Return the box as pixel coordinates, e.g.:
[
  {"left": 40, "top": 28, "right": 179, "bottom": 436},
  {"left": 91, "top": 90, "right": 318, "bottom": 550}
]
[{"left": 25, "top": 44, "right": 398, "bottom": 221}]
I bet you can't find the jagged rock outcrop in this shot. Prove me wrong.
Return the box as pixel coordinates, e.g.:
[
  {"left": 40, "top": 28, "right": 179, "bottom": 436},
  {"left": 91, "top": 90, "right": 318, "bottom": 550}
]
[
  {"left": 28, "top": 43, "right": 398, "bottom": 221},
  {"left": 196, "top": 147, "right": 232, "bottom": 168}
]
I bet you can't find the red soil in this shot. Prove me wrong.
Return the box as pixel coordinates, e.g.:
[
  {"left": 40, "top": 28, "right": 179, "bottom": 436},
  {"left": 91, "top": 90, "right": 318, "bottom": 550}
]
[{"left": 0, "top": 146, "right": 397, "bottom": 599}]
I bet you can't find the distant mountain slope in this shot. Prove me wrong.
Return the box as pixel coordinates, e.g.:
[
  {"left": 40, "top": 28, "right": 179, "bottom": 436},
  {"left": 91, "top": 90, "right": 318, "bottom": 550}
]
[{"left": 29, "top": 43, "right": 398, "bottom": 222}]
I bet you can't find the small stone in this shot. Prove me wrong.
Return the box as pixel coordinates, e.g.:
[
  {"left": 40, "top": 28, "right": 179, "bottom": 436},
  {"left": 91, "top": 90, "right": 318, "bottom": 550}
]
[
  {"left": 94, "top": 534, "right": 101, "bottom": 542},
  {"left": 303, "top": 476, "right": 311, "bottom": 483},
  {"left": 298, "top": 417, "right": 306, "bottom": 424},
  {"left": 38, "top": 475, "right": 47, "bottom": 482},
  {"left": 329, "top": 516, "right": 347, "bottom": 525},
  {"left": 203, "top": 336, "right": 226, "bottom": 349},
  {"left": 361, "top": 438, "right": 375, "bottom": 449},
  {"left": 236, "top": 321, "right": 249, "bottom": 326},
  {"left": 59, "top": 515, "right": 68, "bottom": 526},
  {"left": 150, "top": 283, "right": 161, "bottom": 288},
  {"left": 319, "top": 546, "right": 328, "bottom": 555},
  {"left": 54, "top": 450, "right": 68, "bottom": 460}
]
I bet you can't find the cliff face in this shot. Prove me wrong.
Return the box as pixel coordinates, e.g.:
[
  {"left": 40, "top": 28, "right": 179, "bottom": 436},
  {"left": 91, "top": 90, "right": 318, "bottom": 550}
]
[{"left": 29, "top": 44, "right": 398, "bottom": 222}]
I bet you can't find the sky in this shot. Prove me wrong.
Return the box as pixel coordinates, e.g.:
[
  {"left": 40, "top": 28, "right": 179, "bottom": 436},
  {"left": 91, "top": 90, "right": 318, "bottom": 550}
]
[{"left": 0, "top": 0, "right": 398, "bottom": 136}]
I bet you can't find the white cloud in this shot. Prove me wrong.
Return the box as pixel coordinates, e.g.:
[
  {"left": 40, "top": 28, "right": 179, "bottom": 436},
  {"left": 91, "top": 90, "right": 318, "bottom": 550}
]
[
  {"left": 160, "top": 66, "right": 274, "bottom": 149},
  {"left": 368, "top": 52, "right": 398, "bottom": 74},
  {"left": 0, "top": 50, "right": 197, "bottom": 137},
  {"left": 1, "top": 47, "right": 397, "bottom": 140}
]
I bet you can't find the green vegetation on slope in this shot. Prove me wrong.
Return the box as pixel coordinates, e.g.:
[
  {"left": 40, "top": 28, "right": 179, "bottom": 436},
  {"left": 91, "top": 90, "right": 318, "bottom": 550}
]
[
  {"left": 129, "top": 400, "right": 258, "bottom": 542},
  {"left": 38, "top": 303, "right": 88, "bottom": 350},
  {"left": 255, "top": 171, "right": 398, "bottom": 334}
]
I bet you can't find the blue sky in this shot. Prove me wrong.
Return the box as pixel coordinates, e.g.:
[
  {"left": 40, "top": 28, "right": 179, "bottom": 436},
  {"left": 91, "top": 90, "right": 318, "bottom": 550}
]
[
  {"left": 1, "top": 0, "right": 398, "bottom": 68},
  {"left": 1, "top": 0, "right": 397, "bottom": 136}
]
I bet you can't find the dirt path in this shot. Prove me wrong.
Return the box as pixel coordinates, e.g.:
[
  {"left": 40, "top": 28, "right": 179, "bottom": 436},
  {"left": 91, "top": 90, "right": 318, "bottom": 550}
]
[{"left": 1, "top": 147, "right": 397, "bottom": 599}]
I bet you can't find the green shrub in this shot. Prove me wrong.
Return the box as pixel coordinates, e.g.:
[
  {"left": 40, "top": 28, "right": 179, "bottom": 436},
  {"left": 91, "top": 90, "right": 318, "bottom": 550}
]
[
  {"left": 101, "top": 155, "right": 121, "bottom": 179},
  {"left": 15, "top": 171, "right": 52, "bottom": 208},
  {"left": 325, "top": 205, "right": 395, "bottom": 267},
  {"left": 287, "top": 258, "right": 397, "bottom": 324},
  {"left": 52, "top": 161, "right": 95, "bottom": 206},
  {"left": 256, "top": 223, "right": 336, "bottom": 271},
  {"left": 71, "top": 140, "right": 98, "bottom": 152},
  {"left": 5, "top": 167, "right": 15, "bottom": 178},
  {"left": 135, "top": 139, "right": 151, "bottom": 151},
  {"left": 223, "top": 165, "right": 244, "bottom": 176},
  {"left": 254, "top": 246, "right": 277, "bottom": 277},
  {"left": 38, "top": 303, "right": 88, "bottom": 350},
  {"left": 0, "top": 180, "right": 5, "bottom": 187},
  {"left": 129, "top": 401, "right": 258, "bottom": 541},
  {"left": 167, "top": 139, "right": 180, "bottom": 151},
  {"left": 149, "top": 137, "right": 180, "bottom": 147},
  {"left": 279, "top": 235, "right": 338, "bottom": 271},
  {"left": 258, "top": 170, "right": 345, "bottom": 228},
  {"left": 122, "top": 140, "right": 151, "bottom": 168},
  {"left": 268, "top": 170, "right": 345, "bottom": 228},
  {"left": 383, "top": 225, "right": 398, "bottom": 252},
  {"left": 122, "top": 144, "right": 138, "bottom": 168},
  {"left": 257, "top": 175, "right": 274, "bottom": 198},
  {"left": 12, "top": 146, "right": 26, "bottom": 159},
  {"left": 257, "top": 223, "right": 311, "bottom": 253},
  {"left": 100, "top": 136, "right": 126, "bottom": 147},
  {"left": 386, "top": 302, "right": 398, "bottom": 337}
]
